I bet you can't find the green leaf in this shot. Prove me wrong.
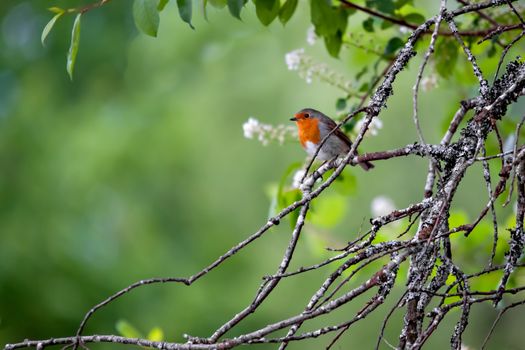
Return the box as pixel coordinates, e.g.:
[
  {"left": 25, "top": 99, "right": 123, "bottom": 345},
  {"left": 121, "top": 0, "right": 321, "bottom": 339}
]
[
  {"left": 208, "top": 0, "right": 227, "bottom": 8},
  {"left": 377, "top": 0, "right": 395, "bottom": 14},
  {"left": 276, "top": 162, "right": 302, "bottom": 208},
  {"left": 394, "top": 0, "right": 413, "bottom": 8},
  {"left": 487, "top": 44, "right": 497, "bottom": 58},
  {"left": 158, "top": 0, "right": 169, "bottom": 11},
  {"left": 310, "top": 0, "right": 348, "bottom": 57},
  {"left": 133, "top": 0, "right": 160, "bottom": 37},
  {"left": 177, "top": 0, "right": 195, "bottom": 29},
  {"left": 253, "top": 0, "right": 280, "bottom": 26},
  {"left": 384, "top": 37, "right": 404, "bottom": 56},
  {"left": 202, "top": 0, "right": 209, "bottom": 21},
  {"left": 366, "top": 0, "right": 395, "bottom": 14},
  {"left": 66, "top": 13, "right": 82, "bottom": 81},
  {"left": 48, "top": 7, "right": 64, "bottom": 14},
  {"left": 116, "top": 320, "right": 143, "bottom": 338},
  {"left": 446, "top": 274, "right": 458, "bottom": 289},
  {"left": 335, "top": 98, "right": 347, "bottom": 111},
  {"left": 41, "top": 12, "right": 64, "bottom": 46},
  {"left": 403, "top": 12, "right": 425, "bottom": 24},
  {"left": 435, "top": 38, "right": 459, "bottom": 78},
  {"left": 380, "top": 20, "right": 394, "bottom": 30},
  {"left": 395, "top": 3, "right": 419, "bottom": 16},
  {"left": 274, "top": 162, "right": 302, "bottom": 227},
  {"left": 324, "top": 32, "right": 342, "bottom": 58},
  {"left": 279, "top": 0, "right": 298, "bottom": 25},
  {"left": 355, "top": 66, "right": 368, "bottom": 81},
  {"left": 265, "top": 183, "right": 279, "bottom": 217},
  {"left": 147, "top": 327, "right": 164, "bottom": 341},
  {"left": 358, "top": 82, "right": 369, "bottom": 92},
  {"left": 309, "top": 193, "right": 347, "bottom": 228},
  {"left": 362, "top": 17, "right": 374, "bottom": 32},
  {"left": 311, "top": 0, "right": 347, "bottom": 37},
  {"left": 281, "top": 189, "right": 302, "bottom": 228},
  {"left": 343, "top": 115, "right": 357, "bottom": 133},
  {"left": 333, "top": 172, "right": 356, "bottom": 195},
  {"left": 227, "top": 0, "right": 248, "bottom": 19}
]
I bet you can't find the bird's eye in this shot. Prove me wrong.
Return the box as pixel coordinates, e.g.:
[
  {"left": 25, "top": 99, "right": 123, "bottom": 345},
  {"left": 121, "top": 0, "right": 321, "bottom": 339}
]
[{"left": 304, "top": 113, "right": 310, "bottom": 118}]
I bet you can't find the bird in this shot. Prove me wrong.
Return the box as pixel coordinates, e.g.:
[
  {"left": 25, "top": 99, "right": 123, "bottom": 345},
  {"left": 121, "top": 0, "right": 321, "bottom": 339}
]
[{"left": 290, "top": 108, "right": 374, "bottom": 171}]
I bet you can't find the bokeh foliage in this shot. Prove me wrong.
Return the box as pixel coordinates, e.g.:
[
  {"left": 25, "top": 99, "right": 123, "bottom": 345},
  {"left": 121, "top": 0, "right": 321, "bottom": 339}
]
[{"left": 1, "top": 0, "right": 525, "bottom": 349}]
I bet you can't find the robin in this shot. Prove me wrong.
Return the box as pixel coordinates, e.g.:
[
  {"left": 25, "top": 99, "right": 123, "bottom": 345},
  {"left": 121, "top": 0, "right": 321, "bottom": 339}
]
[{"left": 290, "top": 108, "right": 374, "bottom": 171}]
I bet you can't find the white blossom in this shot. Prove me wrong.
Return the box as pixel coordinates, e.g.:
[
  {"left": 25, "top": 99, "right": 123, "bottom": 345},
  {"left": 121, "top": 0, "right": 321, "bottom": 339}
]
[
  {"left": 284, "top": 48, "right": 353, "bottom": 93},
  {"left": 243, "top": 117, "right": 260, "bottom": 139},
  {"left": 421, "top": 74, "right": 439, "bottom": 92},
  {"left": 306, "top": 26, "right": 317, "bottom": 46},
  {"left": 369, "top": 118, "right": 383, "bottom": 136},
  {"left": 292, "top": 169, "right": 306, "bottom": 189},
  {"left": 285, "top": 49, "right": 304, "bottom": 71},
  {"left": 242, "top": 117, "right": 296, "bottom": 146},
  {"left": 399, "top": 26, "right": 411, "bottom": 35},
  {"left": 371, "top": 196, "right": 396, "bottom": 217},
  {"left": 305, "top": 69, "right": 313, "bottom": 84},
  {"left": 354, "top": 117, "right": 383, "bottom": 137}
]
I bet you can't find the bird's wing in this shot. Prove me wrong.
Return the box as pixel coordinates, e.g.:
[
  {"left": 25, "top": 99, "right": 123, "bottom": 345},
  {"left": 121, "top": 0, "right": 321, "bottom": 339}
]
[
  {"left": 322, "top": 117, "right": 353, "bottom": 147},
  {"left": 334, "top": 128, "right": 353, "bottom": 147}
]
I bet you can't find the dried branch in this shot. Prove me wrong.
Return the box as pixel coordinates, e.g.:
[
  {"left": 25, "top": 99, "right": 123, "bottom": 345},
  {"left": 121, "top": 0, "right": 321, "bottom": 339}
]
[
  {"left": 412, "top": 0, "right": 447, "bottom": 144},
  {"left": 6, "top": 1, "right": 525, "bottom": 350}
]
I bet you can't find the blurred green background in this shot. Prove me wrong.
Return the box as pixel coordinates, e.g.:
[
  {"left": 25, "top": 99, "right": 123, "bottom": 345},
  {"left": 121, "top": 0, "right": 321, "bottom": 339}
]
[{"left": 1, "top": 1, "right": 525, "bottom": 349}]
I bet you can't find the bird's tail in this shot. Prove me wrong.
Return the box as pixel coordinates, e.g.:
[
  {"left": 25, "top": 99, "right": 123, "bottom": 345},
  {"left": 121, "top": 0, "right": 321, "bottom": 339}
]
[{"left": 359, "top": 161, "right": 374, "bottom": 171}]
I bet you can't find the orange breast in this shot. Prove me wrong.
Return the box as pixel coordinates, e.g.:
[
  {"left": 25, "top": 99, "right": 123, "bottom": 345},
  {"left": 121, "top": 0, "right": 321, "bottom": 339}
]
[{"left": 297, "top": 118, "right": 321, "bottom": 147}]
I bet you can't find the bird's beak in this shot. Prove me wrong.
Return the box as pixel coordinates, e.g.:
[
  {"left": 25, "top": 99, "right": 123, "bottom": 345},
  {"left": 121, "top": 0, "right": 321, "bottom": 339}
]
[{"left": 290, "top": 113, "right": 300, "bottom": 121}]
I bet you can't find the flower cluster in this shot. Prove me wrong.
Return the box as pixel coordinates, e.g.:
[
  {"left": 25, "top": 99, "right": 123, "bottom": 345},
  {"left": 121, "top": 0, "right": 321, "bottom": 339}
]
[
  {"left": 421, "top": 73, "right": 439, "bottom": 91},
  {"left": 285, "top": 48, "right": 304, "bottom": 71},
  {"left": 354, "top": 117, "right": 383, "bottom": 137},
  {"left": 284, "top": 49, "right": 353, "bottom": 93},
  {"left": 306, "top": 26, "right": 317, "bottom": 46},
  {"left": 242, "top": 117, "right": 297, "bottom": 146}
]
